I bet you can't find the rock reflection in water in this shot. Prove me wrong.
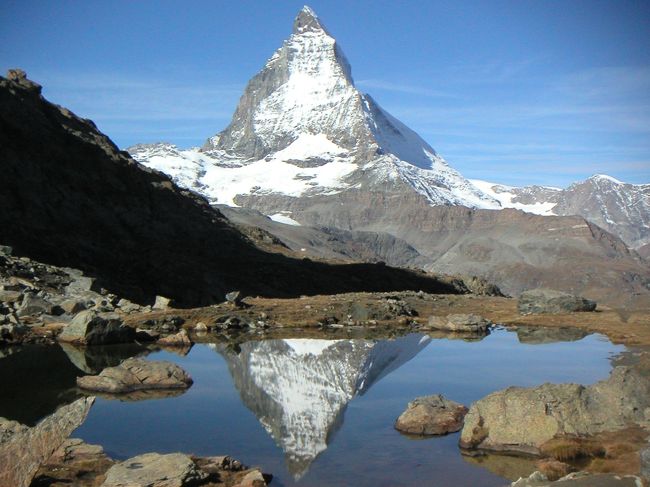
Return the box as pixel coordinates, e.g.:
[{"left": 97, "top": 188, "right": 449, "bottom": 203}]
[
  {"left": 215, "top": 333, "right": 431, "bottom": 479},
  {"left": 462, "top": 452, "right": 537, "bottom": 481},
  {"left": 59, "top": 343, "right": 149, "bottom": 374},
  {"left": 514, "top": 326, "right": 590, "bottom": 345}
]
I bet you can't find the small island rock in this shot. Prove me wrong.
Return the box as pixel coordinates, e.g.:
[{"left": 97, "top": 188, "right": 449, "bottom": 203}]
[{"left": 395, "top": 394, "right": 468, "bottom": 435}]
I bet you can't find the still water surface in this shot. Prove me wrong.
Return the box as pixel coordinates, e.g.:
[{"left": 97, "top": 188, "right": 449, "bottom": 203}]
[{"left": 0, "top": 327, "right": 624, "bottom": 487}]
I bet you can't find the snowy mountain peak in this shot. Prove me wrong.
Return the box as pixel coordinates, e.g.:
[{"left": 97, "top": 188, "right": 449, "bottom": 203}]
[
  {"left": 131, "top": 8, "right": 499, "bottom": 210},
  {"left": 294, "top": 5, "right": 326, "bottom": 34}
]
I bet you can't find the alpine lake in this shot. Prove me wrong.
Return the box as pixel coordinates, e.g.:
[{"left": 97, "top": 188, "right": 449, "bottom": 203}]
[{"left": 0, "top": 326, "right": 626, "bottom": 487}]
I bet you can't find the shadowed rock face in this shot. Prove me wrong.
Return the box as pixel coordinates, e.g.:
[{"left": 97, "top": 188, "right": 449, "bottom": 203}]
[
  {"left": 0, "top": 72, "right": 466, "bottom": 307},
  {"left": 0, "top": 396, "right": 94, "bottom": 487},
  {"left": 216, "top": 334, "right": 431, "bottom": 479}
]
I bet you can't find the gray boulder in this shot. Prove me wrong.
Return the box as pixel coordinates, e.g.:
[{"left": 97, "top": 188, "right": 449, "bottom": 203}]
[
  {"left": 518, "top": 289, "right": 596, "bottom": 315},
  {"left": 16, "top": 294, "right": 53, "bottom": 317},
  {"left": 101, "top": 452, "right": 207, "bottom": 487},
  {"left": 460, "top": 366, "right": 650, "bottom": 455},
  {"left": 59, "top": 298, "right": 87, "bottom": 315},
  {"left": 395, "top": 394, "right": 468, "bottom": 435},
  {"left": 426, "top": 313, "right": 491, "bottom": 333},
  {"left": 77, "top": 358, "right": 193, "bottom": 394},
  {"left": 58, "top": 310, "right": 135, "bottom": 345},
  {"left": 0, "top": 290, "right": 22, "bottom": 304}
]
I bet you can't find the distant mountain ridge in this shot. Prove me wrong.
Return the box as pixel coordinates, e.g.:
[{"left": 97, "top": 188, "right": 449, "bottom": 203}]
[{"left": 471, "top": 175, "right": 650, "bottom": 249}]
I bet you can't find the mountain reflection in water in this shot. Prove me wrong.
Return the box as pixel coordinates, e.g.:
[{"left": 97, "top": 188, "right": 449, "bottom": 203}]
[{"left": 214, "top": 334, "right": 431, "bottom": 478}]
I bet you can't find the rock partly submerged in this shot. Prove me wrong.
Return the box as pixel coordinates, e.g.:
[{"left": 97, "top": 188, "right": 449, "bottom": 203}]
[
  {"left": 395, "top": 394, "right": 468, "bottom": 435},
  {"left": 518, "top": 289, "right": 597, "bottom": 315},
  {"left": 76, "top": 358, "right": 193, "bottom": 394},
  {"left": 460, "top": 366, "right": 650, "bottom": 455},
  {"left": 0, "top": 397, "right": 94, "bottom": 487}
]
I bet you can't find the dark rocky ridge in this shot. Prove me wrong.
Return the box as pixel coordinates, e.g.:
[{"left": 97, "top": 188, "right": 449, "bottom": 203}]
[{"left": 0, "top": 71, "right": 467, "bottom": 307}]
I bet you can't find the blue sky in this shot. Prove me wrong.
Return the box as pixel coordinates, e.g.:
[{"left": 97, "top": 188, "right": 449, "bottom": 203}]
[{"left": 1, "top": 0, "right": 649, "bottom": 187}]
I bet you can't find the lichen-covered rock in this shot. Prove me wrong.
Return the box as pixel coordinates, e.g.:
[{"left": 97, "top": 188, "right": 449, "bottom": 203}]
[
  {"left": 0, "top": 397, "right": 94, "bottom": 487},
  {"left": 58, "top": 310, "right": 135, "bottom": 345},
  {"left": 395, "top": 394, "right": 468, "bottom": 435},
  {"left": 76, "top": 358, "right": 193, "bottom": 394},
  {"left": 101, "top": 452, "right": 207, "bottom": 487},
  {"left": 518, "top": 289, "right": 596, "bottom": 315},
  {"left": 460, "top": 367, "right": 650, "bottom": 455},
  {"left": 426, "top": 313, "right": 490, "bottom": 333}
]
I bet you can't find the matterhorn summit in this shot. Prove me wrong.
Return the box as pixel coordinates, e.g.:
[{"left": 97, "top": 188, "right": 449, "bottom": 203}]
[{"left": 130, "top": 6, "right": 498, "bottom": 210}]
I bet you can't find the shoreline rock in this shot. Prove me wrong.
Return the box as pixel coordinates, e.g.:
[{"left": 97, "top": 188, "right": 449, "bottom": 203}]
[
  {"left": 425, "top": 313, "right": 491, "bottom": 333},
  {"left": 459, "top": 366, "right": 650, "bottom": 455},
  {"left": 518, "top": 289, "right": 596, "bottom": 315},
  {"left": 76, "top": 358, "right": 193, "bottom": 394}
]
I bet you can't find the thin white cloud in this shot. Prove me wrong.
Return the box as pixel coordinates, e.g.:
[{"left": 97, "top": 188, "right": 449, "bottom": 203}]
[{"left": 356, "top": 79, "right": 458, "bottom": 98}]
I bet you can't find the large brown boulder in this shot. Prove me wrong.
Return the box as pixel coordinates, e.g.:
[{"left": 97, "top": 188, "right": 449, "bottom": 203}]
[
  {"left": 425, "top": 313, "right": 490, "bottom": 333},
  {"left": 76, "top": 358, "right": 193, "bottom": 394},
  {"left": 101, "top": 453, "right": 207, "bottom": 487},
  {"left": 395, "top": 394, "right": 468, "bottom": 435},
  {"left": 460, "top": 367, "right": 650, "bottom": 455}
]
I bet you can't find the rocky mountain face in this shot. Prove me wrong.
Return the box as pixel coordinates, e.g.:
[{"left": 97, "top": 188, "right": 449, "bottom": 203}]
[
  {"left": 128, "top": 7, "right": 650, "bottom": 307},
  {"left": 0, "top": 69, "right": 475, "bottom": 307},
  {"left": 216, "top": 334, "right": 430, "bottom": 478},
  {"left": 472, "top": 175, "right": 650, "bottom": 249}
]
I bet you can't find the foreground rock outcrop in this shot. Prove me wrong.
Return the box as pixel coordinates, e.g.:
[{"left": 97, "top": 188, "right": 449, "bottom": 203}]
[
  {"left": 460, "top": 366, "right": 650, "bottom": 455},
  {"left": 76, "top": 358, "right": 193, "bottom": 394},
  {"left": 518, "top": 289, "right": 597, "bottom": 315},
  {"left": 395, "top": 394, "right": 468, "bottom": 435},
  {"left": 0, "top": 397, "right": 94, "bottom": 487},
  {"left": 32, "top": 439, "right": 271, "bottom": 487}
]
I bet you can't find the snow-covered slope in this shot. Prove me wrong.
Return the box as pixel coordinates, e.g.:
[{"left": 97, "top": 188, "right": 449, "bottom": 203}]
[
  {"left": 217, "top": 334, "right": 430, "bottom": 479},
  {"left": 470, "top": 175, "right": 650, "bottom": 248},
  {"left": 129, "top": 6, "right": 498, "bottom": 209}
]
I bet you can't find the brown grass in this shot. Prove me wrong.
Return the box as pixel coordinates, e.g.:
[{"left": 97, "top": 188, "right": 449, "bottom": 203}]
[
  {"left": 536, "top": 459, "right": 575, "bottom": 481},
  {"left": 540, "top": 436, "right": 605, "bottom": 462}
]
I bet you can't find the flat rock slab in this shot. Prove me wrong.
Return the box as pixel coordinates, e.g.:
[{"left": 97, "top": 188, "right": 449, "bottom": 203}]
[
  {"left": 395, "top": 394, "right": 468, "bottom": 435},
  {"left": 101, "top": 452, "right": 207, "bottom": 487},
  {"left": 518, "top": 289, "right": 596, "bottom": 315},
  {"left": 77, "top": 358, "right": 193, "bottom": 394},
  {"left": 426, "top": 313, "right": 490, "bottom": 333}
]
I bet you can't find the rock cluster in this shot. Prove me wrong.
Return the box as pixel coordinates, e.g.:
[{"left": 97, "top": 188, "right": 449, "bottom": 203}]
[
  {"left": 518, "top": 289, "right": 596, "bottom": 315},
  {"left": 76, "top": 358, "right": 193, "bottom": 394},
  {"left": 395, "top": 394, "right": 468, "bottom": 435}
]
